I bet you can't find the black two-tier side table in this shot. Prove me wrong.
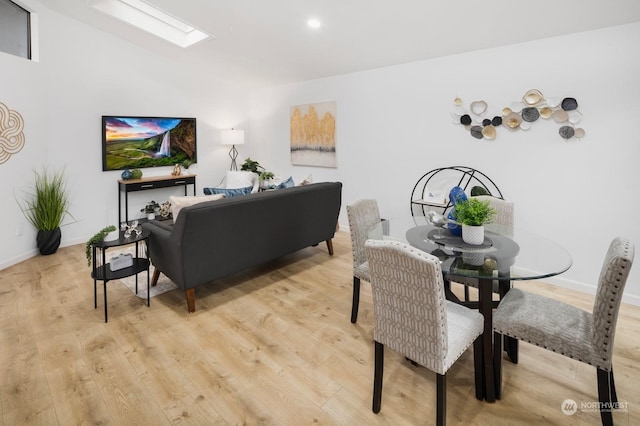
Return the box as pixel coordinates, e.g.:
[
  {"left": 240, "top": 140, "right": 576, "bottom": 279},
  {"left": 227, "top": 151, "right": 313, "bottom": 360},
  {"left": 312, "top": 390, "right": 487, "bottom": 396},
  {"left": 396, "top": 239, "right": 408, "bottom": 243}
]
[{"left": 91, "top": 228, "right": 150, "bottom": 322}]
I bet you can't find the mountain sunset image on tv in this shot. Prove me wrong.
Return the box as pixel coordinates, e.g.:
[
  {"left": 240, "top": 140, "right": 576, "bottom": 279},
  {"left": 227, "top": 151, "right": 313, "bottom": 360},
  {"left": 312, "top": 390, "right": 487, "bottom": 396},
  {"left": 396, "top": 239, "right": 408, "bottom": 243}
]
[{"left": 102, "top": 116, "right": 197, "bottom": 171}]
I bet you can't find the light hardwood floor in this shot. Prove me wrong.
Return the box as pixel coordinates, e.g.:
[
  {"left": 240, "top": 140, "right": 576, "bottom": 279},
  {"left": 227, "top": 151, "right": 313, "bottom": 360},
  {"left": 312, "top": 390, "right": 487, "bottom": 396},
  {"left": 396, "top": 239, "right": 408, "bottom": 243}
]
[{"left": 1, "top": 231, "right": 638, "bottom": 425}]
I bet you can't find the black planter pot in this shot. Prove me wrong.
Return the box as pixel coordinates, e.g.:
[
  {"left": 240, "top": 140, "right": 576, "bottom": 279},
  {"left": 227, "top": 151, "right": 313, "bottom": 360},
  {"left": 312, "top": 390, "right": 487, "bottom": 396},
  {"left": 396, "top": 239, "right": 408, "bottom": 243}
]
[{"left": 37, "top": 227, "right": 61, "bottom": 255}]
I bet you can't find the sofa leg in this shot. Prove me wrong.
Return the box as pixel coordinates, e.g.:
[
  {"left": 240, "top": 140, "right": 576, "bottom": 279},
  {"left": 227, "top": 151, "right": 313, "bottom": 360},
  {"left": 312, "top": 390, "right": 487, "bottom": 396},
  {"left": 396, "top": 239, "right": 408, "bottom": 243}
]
[
  {"left": 186, "top": 288, "right": 196, "bottom": 313},
  {"left": 326, "top": 239, "right": 334, "bottom": 256},
  {"left": 151, "top": 268, "right": 160, "bottom": 287}
]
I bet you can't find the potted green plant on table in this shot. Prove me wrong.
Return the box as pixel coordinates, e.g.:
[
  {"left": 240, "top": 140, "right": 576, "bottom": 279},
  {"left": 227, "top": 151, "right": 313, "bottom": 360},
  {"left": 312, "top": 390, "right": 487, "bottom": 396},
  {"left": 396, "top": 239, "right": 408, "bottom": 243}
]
[
  {"left": 240, "top": 158, "right": 262, "bottom": 174},
  {"left": 241, "top": 158, "right": 275, "bottom": 189},
  {"left": 17, "top": 167, "right": 74, "bottom": 255},
  {"left": 259, "top": 171, "right": 275, "bottom": 189},
  {"left": 454, "top": 198, "right": 496, "bottom": 245},
  {"left": 85, "top": 225, "right": 117, "bottom": 266}
]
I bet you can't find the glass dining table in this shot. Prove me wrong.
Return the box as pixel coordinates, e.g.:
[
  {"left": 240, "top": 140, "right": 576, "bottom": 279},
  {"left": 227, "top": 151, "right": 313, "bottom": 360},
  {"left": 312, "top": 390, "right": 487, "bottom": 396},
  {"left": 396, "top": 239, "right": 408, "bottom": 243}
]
[{"left": 368, "top": 216, "right": 573, "bottom": 402}]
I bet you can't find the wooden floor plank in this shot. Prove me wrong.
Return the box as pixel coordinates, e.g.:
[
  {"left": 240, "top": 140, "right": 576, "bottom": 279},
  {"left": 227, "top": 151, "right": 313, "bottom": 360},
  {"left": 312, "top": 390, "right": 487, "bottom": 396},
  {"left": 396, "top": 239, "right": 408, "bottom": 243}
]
[{"left": 0, "top": 231, "right": 638, "bottom": 425}]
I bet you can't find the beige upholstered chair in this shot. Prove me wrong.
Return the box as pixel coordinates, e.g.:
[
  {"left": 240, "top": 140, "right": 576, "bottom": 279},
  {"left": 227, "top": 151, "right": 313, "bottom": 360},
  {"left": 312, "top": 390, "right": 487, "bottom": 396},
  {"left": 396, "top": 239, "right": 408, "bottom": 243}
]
[
  {"left": 346, "top": 199, "right": 380, "bottom": 323},
  {"left": 493, "top": 237, "right": 634, "bottom": 426},
  {"left": 473, "top": 195, "right": 514, "bottom": 235},
  {"left": 365, "top": 239, "right": 484, "bottom": 425},
  {"left": 454, "top": 195, "right": 515, "bottom": 300}
]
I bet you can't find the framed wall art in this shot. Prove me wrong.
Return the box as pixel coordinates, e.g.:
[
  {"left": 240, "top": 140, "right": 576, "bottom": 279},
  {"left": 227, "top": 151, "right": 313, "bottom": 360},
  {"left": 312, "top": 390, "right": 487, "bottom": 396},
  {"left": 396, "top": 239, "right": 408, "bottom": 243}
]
[{"left": 290, "top": 101, "right": 336, "bottom": 168}]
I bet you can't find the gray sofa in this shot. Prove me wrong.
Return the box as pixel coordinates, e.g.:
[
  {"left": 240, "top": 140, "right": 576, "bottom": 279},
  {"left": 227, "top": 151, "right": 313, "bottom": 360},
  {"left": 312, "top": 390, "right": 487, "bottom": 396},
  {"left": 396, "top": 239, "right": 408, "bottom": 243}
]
[{"left": 142, "top": 182, "right": 342, "bottom": 312}]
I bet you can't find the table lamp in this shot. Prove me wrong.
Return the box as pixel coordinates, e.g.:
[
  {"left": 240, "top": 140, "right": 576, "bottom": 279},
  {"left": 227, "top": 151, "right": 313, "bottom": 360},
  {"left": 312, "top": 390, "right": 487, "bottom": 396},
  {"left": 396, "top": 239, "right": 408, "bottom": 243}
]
[{"left": 221, "top": 129, "right": 245, "bottom": 171}]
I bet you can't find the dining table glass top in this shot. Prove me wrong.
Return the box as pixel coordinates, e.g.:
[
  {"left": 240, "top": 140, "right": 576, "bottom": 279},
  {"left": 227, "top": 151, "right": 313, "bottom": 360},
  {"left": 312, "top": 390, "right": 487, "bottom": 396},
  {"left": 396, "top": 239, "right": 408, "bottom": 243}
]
[{"left": 368, "top": 216, "right": 573, "bottom": 281}]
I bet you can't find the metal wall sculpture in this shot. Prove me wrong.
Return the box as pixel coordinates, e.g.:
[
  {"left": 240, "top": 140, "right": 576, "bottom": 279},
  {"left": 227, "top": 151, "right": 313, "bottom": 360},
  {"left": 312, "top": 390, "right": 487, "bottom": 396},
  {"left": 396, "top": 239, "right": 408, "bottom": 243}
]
[
  {"left": 0, "top": 101, "right": 25, "bottom": 164},
  {"left": 453, "top": 89, "right": 585, "bottom": 141}
]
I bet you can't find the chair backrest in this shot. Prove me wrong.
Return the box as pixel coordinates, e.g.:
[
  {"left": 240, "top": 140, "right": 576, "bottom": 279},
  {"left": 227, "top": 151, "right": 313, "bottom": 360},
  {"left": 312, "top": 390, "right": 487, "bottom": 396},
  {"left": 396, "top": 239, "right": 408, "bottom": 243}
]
[
  {"left": 591, "top": 237, "right": 634, "bottom": 365},
  {"left": 473, "top": 195, "right": 514, "bottom": 234},
  {"left": 364, "top": 239, "right": 448, "bottom": 372},
  {"left": 346, "top": 199, "right": 381, "bottom": 270}
]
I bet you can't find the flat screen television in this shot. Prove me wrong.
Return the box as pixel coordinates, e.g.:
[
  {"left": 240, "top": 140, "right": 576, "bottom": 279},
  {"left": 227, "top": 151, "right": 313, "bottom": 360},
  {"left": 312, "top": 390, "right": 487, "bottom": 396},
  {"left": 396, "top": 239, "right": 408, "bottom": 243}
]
[{"left": 102, "top": 116, "right": 197, "bottom": 171}]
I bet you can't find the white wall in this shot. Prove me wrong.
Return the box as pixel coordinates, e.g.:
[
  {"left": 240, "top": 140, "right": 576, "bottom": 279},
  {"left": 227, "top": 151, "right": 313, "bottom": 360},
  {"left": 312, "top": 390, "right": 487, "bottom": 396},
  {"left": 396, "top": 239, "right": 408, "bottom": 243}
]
[
  {"left": 0, "top": 1, "right": 249, "bottom": 269},
  {"left": 2, "top": 2, "right": 638, "bottom": 305},
  {"left": 249, "top": 23, "right": 640, "bottom": 304}
]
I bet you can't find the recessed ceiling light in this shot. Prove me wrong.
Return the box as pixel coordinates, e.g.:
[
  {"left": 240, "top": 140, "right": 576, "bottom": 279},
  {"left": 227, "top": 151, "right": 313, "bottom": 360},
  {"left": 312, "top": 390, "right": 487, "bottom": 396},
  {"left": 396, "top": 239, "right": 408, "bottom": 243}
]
[
  {"left": 89, "top": 0, "right": 212, "bottom": 48},
  {"left": 307, "top": 18, "right": 322, "bottom": 29}
]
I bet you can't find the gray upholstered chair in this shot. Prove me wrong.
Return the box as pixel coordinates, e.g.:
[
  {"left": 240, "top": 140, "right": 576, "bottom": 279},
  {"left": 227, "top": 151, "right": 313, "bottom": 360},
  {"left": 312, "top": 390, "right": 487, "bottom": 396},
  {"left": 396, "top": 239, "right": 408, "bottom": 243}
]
[
  {"left": 365, "top": 239, "right": 484, "bottom": 425},
  {"left": 493, "top": 237, "right": 634, "bottom": 426},
  {"left": 346, "top": 199, "right": 380, "bottom": 323}
]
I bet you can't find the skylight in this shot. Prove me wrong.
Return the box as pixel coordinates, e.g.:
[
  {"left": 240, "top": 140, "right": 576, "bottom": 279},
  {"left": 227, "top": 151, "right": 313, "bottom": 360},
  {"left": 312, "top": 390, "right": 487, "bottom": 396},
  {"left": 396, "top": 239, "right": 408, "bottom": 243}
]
[{"left": 89, "top": 0, "right": 211, "bottom": 48}]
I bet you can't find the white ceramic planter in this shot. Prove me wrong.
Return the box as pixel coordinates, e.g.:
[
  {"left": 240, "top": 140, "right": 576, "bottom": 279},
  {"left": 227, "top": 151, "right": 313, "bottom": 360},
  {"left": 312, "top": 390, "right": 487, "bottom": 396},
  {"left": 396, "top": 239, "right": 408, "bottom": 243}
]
[
  {"left": 104, "top": 230, "right": 120, "bottom": 242},
  {"left": 462, "top": 224, "right": 484, "bottom": 245}
]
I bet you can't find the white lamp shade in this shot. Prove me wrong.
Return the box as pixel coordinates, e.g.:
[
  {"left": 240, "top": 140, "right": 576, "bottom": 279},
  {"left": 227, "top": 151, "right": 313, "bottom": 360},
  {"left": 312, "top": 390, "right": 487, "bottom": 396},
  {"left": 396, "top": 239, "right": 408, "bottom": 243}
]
[{"left": 221, "top": 129, "right": 245, "bottom": 146}]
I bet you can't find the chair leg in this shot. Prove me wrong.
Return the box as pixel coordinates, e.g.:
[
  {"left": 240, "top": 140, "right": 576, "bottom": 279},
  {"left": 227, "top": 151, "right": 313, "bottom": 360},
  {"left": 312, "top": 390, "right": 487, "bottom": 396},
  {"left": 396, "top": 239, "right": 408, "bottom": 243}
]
[
  {"left": 464, "top": 285, "right": 470, "bottom": 302},
  {"left": 504, "top": 336, "right": 519, "bottom": 364},
  {"left": 436, "top": 373, "right": 446, "bottom": 426},
  {"left": 372, "top": 341, "right": 384, "bottom": 413},
  {"left": 351, "top": 276, "right": 361, "bottom": 323},
  {"left": 473, "top": 337, "right": 484, "bottom": 400},
  {"left": 609, "top": 368, "right": 618, "bottom": 405},
  {"left": 498, "top": 280, "right": 519, "bottom": 364},
  {"left": 493, "top": 332, "right": 503, "bottom": 400},
  {"left": 597, "top": 368, "right": 614, "bottom": 426}
]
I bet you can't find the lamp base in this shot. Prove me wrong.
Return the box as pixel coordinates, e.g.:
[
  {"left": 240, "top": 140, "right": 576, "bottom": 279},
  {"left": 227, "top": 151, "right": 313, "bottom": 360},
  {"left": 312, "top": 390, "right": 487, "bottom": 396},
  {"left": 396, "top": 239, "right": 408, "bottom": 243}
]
[{"left": 229, "top": 144, "right": 238, "bottom": 171}]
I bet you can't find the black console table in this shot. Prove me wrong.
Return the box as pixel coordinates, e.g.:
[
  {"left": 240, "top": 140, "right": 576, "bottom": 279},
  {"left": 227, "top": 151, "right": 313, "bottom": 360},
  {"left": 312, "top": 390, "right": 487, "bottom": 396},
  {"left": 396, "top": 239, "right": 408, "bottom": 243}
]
[{"left": 118, "top": 174, "right": 196, "bottom": 224}]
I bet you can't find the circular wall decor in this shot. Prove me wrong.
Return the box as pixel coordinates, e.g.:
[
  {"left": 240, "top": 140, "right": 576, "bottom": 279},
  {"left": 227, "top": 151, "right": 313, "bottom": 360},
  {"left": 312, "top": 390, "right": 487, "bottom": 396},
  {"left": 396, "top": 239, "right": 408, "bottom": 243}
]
[{"left": 0, "top": 101, "right": 25, "bottom": 164}]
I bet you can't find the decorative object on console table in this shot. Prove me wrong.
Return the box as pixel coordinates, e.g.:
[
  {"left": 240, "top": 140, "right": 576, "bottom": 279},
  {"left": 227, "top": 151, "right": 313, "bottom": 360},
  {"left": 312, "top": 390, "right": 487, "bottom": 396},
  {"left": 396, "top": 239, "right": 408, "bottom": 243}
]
[
  {"left": 159, "top": 201, "right": 172, "bottom": 219},
  {"left": 141, "top": 200, "right": 160, "bottom": 220},
  {"left": 221, "top": 128, "right": 245, "bottom": 171},
  {"left": 454, "top": 198, "right": 496, "bottom": 245}
]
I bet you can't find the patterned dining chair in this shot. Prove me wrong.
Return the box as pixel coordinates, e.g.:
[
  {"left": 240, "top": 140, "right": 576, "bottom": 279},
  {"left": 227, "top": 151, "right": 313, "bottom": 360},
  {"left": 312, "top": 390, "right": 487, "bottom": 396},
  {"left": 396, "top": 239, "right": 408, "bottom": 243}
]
[
  {"left": 346, "top": 199, "right": 380, "bottom": 323},
  {"left": 454, "top": 195, "right": 515, "bottom": 301},
  {"left": 493, "top": 237, "right": 634, "bottom": 426},
  {"left": 365, "top": 239, "right": 484, "bottom": 425}
]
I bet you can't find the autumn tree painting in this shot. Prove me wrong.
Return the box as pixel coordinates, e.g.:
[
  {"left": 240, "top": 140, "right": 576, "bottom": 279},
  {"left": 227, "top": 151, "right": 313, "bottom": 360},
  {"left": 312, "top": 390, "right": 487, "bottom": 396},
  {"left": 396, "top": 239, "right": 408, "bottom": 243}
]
[{"left": 290, "top": 101, "right": 336, "bottom": 167}]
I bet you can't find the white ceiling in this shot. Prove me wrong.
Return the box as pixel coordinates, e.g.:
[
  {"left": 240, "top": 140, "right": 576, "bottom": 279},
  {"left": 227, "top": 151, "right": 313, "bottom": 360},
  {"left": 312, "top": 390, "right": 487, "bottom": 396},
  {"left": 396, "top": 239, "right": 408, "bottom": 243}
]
[{"left": 44, "top": 0, "right": 640, "bottom": 88}]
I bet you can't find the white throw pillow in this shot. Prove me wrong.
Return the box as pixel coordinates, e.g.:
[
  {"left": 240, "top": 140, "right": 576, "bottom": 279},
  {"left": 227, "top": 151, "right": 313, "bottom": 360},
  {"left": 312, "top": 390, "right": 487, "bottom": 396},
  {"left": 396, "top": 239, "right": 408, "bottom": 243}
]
[
  {"left": 225, "top": 171, "right": 259, "bottom": 193},
  {"left": 169, "top": 194, "right": 225, "bottom": 223}
]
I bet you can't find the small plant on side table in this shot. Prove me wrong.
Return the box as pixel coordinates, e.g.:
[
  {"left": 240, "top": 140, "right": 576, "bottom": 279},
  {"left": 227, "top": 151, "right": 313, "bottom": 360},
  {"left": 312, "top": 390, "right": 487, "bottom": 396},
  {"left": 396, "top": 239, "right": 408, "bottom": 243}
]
[
  {"left": 85, "top": 225, "right": 117, "bottom": 266},
  {"left": 259, "top": 171, "right": 275, "bottom": 187}
]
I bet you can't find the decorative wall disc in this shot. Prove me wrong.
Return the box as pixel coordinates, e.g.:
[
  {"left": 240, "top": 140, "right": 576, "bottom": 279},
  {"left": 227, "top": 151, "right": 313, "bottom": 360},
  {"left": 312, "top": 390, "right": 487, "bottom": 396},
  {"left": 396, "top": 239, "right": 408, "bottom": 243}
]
[
  {"left": 0, "top": 101, "right": 25, "bottom": 164},
  {"left": 522, "top": 89, "right": 544, "bottom": 106},
  {"left": 453, "top": 89, "right": 586, "bottom": 141},
  {"left": 470, "top": 100, "right": 488, "bottom": 115}
]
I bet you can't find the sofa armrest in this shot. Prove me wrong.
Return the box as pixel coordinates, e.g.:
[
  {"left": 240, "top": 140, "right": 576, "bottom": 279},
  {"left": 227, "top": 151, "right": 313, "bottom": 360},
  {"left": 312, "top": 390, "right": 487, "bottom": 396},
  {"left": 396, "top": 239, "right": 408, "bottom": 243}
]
[{"left": 142, "top": 221, "right": 183, "bottom": 287}]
